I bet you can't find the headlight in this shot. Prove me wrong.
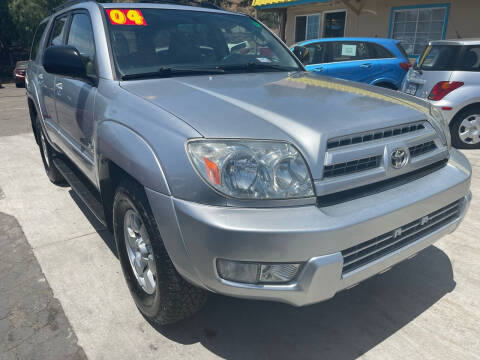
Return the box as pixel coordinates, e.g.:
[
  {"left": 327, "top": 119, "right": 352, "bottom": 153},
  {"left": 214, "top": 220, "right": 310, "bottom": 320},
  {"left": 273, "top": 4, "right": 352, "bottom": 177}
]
[
  {"left": 430, "top": 105, "right": 451, "bottom": 150},
  {"left": 187, "top": 139, "right": 315, "bottom": 199}
]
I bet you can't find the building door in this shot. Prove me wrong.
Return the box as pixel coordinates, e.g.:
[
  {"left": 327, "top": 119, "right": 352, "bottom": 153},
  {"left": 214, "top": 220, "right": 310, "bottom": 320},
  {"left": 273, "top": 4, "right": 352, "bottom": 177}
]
[{"left": 323, "top": 11, "right": 346, "bottom": 38}]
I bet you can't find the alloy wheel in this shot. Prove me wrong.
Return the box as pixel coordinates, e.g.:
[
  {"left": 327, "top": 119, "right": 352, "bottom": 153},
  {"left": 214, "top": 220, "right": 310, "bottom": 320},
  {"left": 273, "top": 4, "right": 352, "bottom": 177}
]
[
  {"left": 459, "top": 114, "right": 480, "bottom": 145},
  {"left": 123, "top": 209, "right": 157, "bottom": 295}
]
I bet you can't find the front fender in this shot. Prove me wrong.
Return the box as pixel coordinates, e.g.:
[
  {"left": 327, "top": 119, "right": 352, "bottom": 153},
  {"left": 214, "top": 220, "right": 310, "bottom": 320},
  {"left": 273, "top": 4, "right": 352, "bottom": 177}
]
[{"left": 97, "top": 120, "right": 170, "bottom": 195}]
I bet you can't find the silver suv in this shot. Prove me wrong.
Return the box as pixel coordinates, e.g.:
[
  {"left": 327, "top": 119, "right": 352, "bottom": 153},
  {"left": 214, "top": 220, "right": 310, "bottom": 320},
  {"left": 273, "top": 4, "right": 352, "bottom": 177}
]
[
  {"left": 402, "top": 39, "right": 480, "bottom": 149},
  {"left": 27, "top": 0, "right": 472, "bottom": 324}
]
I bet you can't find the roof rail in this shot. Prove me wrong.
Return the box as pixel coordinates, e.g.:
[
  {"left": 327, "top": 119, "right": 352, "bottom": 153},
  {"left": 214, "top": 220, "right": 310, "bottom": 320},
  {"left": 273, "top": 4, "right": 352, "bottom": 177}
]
[
  {"left": 52, "top": 0, "right": 97, "bottom": 14},
  {"left": 138, "top": 0, "right": 223, "bottom": 10}
]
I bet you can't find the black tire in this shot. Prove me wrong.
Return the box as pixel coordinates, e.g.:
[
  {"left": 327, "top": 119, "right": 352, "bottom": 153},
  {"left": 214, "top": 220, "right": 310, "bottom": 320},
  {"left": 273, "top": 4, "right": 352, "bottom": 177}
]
[
  {"left": 15, "top": 82, "right": 23, "bottom": 88},
  {"left": 36, "top": 117, "right": 65, "bottom": 184},
  {"left": 450, "top": 107, "right": 480, "bottom": 149},
  {"left": 113, "top": 179, "right": 207, "bottom": 325}
]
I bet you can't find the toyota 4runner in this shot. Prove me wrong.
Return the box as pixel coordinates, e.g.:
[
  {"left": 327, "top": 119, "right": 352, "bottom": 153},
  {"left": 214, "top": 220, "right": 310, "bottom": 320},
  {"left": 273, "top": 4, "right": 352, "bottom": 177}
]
[{"left": 26, "top": 0, "right": 472, "bottom": 324}]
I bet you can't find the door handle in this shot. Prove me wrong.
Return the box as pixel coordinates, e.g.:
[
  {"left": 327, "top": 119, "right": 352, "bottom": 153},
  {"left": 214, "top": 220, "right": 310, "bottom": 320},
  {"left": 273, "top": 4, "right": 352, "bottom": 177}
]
[
  {"left": 360, "top": 63, "right": 372, "bottom": 68},
  {"left": 55, "top": 82, "right": 63, "bottom": 90},
  {"left": 313, "top": 67, "right": 324, "bottom": 72}
]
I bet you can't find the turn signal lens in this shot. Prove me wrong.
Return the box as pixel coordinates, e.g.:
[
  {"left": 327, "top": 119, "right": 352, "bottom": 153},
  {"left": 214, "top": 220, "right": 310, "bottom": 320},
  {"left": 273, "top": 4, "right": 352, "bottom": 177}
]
[
  {"left": 204, "top": 157, "right": 220, "bottom": 185},
  {"left": 428, "top": 81, "right": 463, "bottom": 101}
]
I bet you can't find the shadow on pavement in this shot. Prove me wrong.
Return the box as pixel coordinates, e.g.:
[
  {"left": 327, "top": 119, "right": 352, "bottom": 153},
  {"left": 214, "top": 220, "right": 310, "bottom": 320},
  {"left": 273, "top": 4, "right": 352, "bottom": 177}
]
[
  {"left": 151, "top": 246, "right": 455, "bottom": 360},
  {"left": 68, "top": 190, "right": 118, "bottom": 258},
  {"left": 67, "top": 187, "right": 455, "bottom": 359}
]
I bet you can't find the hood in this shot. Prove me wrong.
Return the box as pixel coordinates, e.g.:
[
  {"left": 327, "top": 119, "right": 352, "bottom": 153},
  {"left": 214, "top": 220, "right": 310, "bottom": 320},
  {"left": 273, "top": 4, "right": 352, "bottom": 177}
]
[{"left": 120, "top": 72, "right": 431, "bottom": 178}]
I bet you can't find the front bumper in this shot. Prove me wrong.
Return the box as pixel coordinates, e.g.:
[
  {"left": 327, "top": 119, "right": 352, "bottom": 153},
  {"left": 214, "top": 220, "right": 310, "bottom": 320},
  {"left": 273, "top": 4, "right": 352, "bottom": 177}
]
[{"left": 146, "top": 148, "right": 471, "bottom": 306}]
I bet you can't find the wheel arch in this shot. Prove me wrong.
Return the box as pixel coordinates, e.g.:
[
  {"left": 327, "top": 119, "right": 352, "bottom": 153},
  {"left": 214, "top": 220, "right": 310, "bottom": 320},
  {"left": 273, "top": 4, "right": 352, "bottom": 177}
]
[{"left": 97, "top": 120, "right": 171, "bottom": 230}]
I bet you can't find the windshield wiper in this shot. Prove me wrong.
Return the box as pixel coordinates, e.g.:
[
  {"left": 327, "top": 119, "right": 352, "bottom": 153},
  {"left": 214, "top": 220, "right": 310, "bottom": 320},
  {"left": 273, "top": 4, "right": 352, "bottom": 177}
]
[
  {"left": 121, "top": 66, "right": 226, "bottom": 80},
  {"left": 218, "top": 62, "right": 299, "bottom": 72}
]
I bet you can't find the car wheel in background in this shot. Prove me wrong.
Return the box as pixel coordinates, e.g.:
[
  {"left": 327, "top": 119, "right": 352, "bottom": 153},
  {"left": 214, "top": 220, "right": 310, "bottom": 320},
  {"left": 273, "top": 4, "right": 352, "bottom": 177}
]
[
  {"left": 36, "top": 117, "right": 66, "bottom": 184},
  {"left": 113, "top": 180, "right": 207, "bottom": 325},
  {"left": 450, "top": 107, "right": 480, "bottom": 149},
  {"left": 15, "top": 81, "right": 24, "bottom": 88}
]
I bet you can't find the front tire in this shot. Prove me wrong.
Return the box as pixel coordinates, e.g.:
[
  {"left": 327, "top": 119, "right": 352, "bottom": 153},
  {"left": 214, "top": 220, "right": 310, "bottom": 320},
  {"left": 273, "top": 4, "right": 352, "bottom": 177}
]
[
  {"left": 450, "top": 107, "right": 480, "bottom": 149},
  {"left": 113, "top": 180, "right": 207, "bottom": 325},
  {"left": 36, "top": 117, "right": 65, "bottom": 184}
]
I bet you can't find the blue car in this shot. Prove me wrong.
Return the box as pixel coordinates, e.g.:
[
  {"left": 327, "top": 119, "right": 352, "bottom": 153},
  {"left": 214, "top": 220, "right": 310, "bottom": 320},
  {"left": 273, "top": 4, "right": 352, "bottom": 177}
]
[{"left": 292, "top": 37, "right": 411, "bottom": 90}]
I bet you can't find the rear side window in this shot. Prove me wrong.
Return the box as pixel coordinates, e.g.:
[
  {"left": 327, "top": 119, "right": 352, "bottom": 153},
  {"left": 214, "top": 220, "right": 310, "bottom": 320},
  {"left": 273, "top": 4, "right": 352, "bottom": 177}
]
[
  {"left": 368, "top": 43, "right": 393, "bottom": 59},
  {"left": 458, "top": 46, "right": 480, "bottom": 71},
  {"left": 303, "top": 42, "right": 326, "bottom": 65},
  {"left": 50, "top": 15, "right": 69, "bottom": 46},
  {"left": 418, "top": 45, "right": 461, "bottom": 70},
  {"left": 328, "top": 41, "right": 369, "bottom": 62},
  {"left": 31, "top": 22, "right": 48, "bottom": 61}
]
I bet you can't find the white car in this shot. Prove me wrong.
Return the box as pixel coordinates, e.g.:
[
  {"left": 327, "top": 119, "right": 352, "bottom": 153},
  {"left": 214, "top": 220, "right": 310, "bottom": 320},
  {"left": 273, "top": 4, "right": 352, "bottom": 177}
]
[{"left": 402, "top": 39, "right": 480, "bottom": 149}]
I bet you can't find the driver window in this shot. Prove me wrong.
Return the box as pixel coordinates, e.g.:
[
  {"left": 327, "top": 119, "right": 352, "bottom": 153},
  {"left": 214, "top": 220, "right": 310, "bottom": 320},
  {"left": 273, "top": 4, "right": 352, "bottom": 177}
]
[{"left": 67, "top": 13, "right": 96, "bottom": 77}]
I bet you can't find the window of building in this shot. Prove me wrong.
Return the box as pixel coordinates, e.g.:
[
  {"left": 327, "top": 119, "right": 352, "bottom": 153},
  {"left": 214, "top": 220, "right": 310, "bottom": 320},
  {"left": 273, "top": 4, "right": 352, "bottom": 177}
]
[
  {"left": 295, "top": 14, "right": 320, "bottom": 43},
  {"left": 323, "top": 11, "right": 346, "bottom": 38},
  {"left": 390, "top": 5, "right": 449, "bottom": 56}
]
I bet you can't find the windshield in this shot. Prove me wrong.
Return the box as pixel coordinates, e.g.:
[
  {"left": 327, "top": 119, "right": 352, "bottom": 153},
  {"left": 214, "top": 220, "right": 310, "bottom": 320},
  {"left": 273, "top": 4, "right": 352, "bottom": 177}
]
[
  {"left": 105, "top": 8, "right": 301, "bottom": 79},
  {"left": 417, "top": 44, "right": 462, "bottom": 71}
]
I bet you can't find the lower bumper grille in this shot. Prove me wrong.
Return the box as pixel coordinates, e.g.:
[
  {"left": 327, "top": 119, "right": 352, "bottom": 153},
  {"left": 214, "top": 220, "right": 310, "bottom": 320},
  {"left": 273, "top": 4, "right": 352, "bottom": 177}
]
[{"left": 342, "top": 199, "right": 462, "bottom": 274}]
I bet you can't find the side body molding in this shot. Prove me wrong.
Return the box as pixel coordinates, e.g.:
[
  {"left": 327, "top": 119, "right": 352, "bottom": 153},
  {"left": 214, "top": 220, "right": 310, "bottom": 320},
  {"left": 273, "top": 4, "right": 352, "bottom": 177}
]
[{"left": 97, "top": 120, "right": 170, "bottom": 195}]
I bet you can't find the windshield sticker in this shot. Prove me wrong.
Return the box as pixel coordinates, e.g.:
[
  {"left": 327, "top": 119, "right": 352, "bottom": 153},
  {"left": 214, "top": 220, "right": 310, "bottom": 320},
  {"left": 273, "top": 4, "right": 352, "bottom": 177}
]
[
  {"left": 107, "top": 9, "right": 147, "bottom": 26},
  {"left": 341, "top": 44, "right": 356, "bottom": 56},
  {"left": 256, "top": 57, "right": 272, "bottom": 63}
]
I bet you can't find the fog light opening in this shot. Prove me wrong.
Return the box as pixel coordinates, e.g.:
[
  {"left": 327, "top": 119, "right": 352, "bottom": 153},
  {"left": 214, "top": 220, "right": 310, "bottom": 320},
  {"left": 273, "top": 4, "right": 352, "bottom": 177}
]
[{"left": 216, "top": 259, "right": 301, "bottom": 284}]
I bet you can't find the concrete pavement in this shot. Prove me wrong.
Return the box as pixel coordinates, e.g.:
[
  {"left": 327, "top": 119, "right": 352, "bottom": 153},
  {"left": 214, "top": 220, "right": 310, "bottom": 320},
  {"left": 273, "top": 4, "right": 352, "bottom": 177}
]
[{"left": 0, "top": 84, "right": 479, "bottom": 359}]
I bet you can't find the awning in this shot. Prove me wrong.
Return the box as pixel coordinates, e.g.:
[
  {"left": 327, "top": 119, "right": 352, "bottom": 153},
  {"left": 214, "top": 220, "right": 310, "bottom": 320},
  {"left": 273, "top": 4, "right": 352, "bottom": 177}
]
[{"left": 252, "top": 0, "right": 331, "bottom": 10}]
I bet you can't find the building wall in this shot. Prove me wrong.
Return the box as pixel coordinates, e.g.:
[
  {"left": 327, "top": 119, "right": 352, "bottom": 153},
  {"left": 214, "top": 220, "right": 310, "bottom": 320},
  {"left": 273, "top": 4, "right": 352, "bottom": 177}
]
[{"left": 284, "top": 0, "right": 480, "bottom": 46}]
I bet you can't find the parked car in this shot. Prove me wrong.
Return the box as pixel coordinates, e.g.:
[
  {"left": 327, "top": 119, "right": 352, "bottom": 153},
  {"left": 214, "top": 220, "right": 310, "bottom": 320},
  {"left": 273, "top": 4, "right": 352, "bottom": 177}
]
[
  {"left": 13, "top": 60, "right": 28, "bottom": 88},
  {"left": 27, "top": 0, "right": 471, "bottom": 324},
  {"left": 292, "top": 37, "right": 411, "bottom": 89},
  {"left": 401, "top": 39, "right": 480, "bottom": 149}
]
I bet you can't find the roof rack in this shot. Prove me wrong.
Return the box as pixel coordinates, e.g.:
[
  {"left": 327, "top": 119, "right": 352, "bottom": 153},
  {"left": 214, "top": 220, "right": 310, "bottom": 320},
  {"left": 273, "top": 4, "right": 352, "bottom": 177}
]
[
  {"left": 138, "top": 0, "right": 223, "bottom": 10},
  {"left": 52, "top": 0, "right": 97, "bottom": 14}
]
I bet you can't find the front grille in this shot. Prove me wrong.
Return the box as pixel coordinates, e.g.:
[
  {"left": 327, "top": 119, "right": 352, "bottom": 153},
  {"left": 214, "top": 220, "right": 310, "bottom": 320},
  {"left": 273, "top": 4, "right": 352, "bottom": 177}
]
[
  {"left": 409, "top": 141, "right": 437, "bottom": 157},
  {"left": 327, "top": 123, "right": 425, "bottom": 149},
  {"left": 341, "top": 199, "right": 462, "bottom": 274},
  {"left": 323, "top": 155, "right": 382, "bottom": 178}
]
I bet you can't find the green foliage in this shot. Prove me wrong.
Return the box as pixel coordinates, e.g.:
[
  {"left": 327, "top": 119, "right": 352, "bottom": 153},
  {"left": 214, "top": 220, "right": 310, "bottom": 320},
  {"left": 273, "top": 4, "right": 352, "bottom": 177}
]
[{"left": 8, "top": 0, "right": 63, "bottom": 47}]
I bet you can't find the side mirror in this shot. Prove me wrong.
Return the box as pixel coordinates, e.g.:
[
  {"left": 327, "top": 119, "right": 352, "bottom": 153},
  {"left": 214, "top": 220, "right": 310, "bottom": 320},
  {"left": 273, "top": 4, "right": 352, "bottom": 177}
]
[
  {"left": 43, "top": 45, "right": 87, "bottom": 79},
  {"left": 292, "top": 45, "right": 309, "bottom": 63}
]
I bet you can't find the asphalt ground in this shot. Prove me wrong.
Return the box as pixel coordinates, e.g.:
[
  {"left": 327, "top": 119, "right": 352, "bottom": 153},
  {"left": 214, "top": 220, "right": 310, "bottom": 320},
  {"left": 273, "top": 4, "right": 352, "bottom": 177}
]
[
  {"left": 0, "top": 83, "right": 479, "bottom": 359},
  {"left": 0, "top": 84, "right": 86, "bottom": 359}
]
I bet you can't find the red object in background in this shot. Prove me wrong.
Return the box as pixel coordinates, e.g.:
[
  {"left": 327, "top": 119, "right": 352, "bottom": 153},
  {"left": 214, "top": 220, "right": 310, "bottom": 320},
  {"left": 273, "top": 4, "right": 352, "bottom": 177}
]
[
  {"left": 13, "top": 69, "right": 25, "bottom": 77},
  {"left": 428, "top": 81, "right": 464, "bottom": 101},
  {"left": 399, "top": 62, "right": 412, "bottom": 71},
  {"left": 259, "top": 48, "right": 273, "bottom": 58}
]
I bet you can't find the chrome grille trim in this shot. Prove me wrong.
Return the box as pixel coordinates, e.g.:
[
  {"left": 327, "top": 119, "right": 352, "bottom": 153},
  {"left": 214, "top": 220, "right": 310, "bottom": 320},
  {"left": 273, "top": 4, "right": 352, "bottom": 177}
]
[
  {"left": 327, "top": 122, "right": 425, "bottom": 149},
  {"left": 341, "top": 200, "right": 461, "bottom": 274},
  {"left": 409, "top": 141, "right": 437, "bottom": 157},
  {"left": 323, "top": 155, "right": 382, "bottom": 178},
  {"left": 317, "top": 121, "right": 449, "bottom": 199}
]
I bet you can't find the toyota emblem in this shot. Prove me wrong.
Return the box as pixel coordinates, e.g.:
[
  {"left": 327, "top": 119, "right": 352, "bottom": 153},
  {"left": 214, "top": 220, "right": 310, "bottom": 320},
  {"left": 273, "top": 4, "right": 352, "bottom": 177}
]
[{"left": 391, "top": 148, "right": 408, "bottom": 169}]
